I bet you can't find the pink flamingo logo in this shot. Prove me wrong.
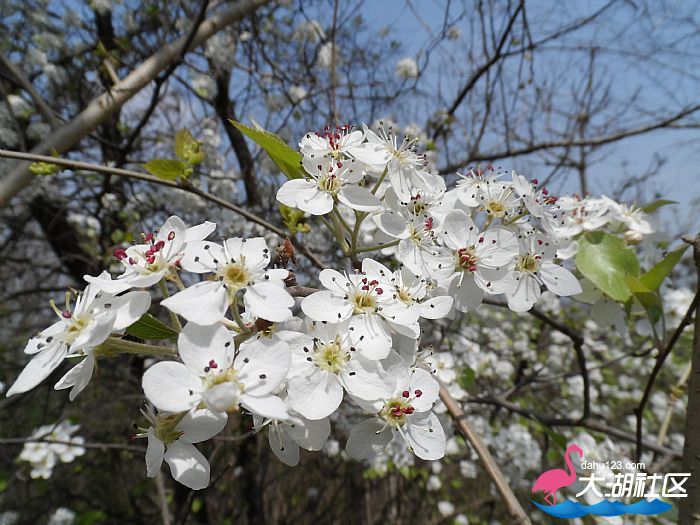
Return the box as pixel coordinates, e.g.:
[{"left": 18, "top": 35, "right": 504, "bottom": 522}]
[{"left": 531, "top": 443, "right": 584, "bottom": 506}]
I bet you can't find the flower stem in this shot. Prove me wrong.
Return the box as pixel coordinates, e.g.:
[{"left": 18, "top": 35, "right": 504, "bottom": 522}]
[
  {"left": 371, "top": 167, "right": 388, "bottom": 195},
  {"left": 95, "top": 337, "right": 177, "bottom": 357},
  {"left": 159, "top": 279, "right": 182, "bottom": 332},
  {"left": 354, "top": 239, "right": 400, "bottom": 254}
]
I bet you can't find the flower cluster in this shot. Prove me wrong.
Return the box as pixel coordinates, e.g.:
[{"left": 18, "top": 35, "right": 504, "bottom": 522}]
[
  {"left": 18, "top": 421, "right": 85, "bottom": 479},
  {"left": 7, "top": 123, "right": 660, "bottom": 491}
]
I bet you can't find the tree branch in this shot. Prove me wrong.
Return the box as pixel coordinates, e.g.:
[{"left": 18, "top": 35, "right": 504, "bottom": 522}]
[
  {"left": 0, "top": 149, "right": 324, "bottom": 269},
  {"left": 0, "top": 0, "right": 271, "bottom": 207}
]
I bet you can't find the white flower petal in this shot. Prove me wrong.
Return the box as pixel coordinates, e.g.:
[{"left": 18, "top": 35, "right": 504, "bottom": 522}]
[
  {"left": 109, "top": 291, "right": 152, "bottom": 331},
  {"left": 179, "top": 241, "right": 225, "bottom": 273},
  {"left": 373, "top": 212, "right": 409, "bottom": 239},
  {"left": 340, "top": 356, "right": 395, "bottom": 400},
  {"left": 338, "top": 185, "right": 382, "bottom": 212},
  {"left": 301, "top": 291, "right": 353, "bottom": 322},
  {"left": 286, "top": 415, "right": 331, "bottom": 451},
  {"left": 244, "top": 282, "right": 294, "bottom": 322},
  {"left": 54, "top": 354, "right": 95, "bottom": 401},
  {"left": 241, "top": 394, "right": 289, "bottom": 420},
  {"left": 407, "top": 368, "right": 440, "bottom": 411},
  {"left": 201, "top": 382, "right": 240, "bottom": 413},
  {"left": 287, "top": 369, "right": 343, "bottom": 420},
  {"left": 178, "top": 322, "right": 234, "bottom": 375},
  {"left": 404, "top": 411, "right": 446, "bottom": 460},
  {"left": 185, "top": 221, "right": 216, "bottom": 242},
  {"left": 346, "top": 418, "right": 392, "bottom": 459},
  {"left": 6, "top": 345, "right": 68, "bottom": 397},
  {"left": 160, "top": 281, "right": 228, "bottom": 326},
  {"left": 237, "top": 337, "right": 291, "bottom": 396},
  {"left": 164, "top": 441, "right": 210, "bottom": 490},
  {"left": 142, "top": 361, "right": 202, "bottom": 412},
  {"left": 25, "top": 321, "right": 65, "bottom": 354},
  {"left": 506, "top": 273, "right": 541, "bottom": 312},
  {"left": 540, "top": 262, "right": 582, "bottom": 296},
  {"left": 145, "top": 428, "right": 165, "bottom": 478},
  {"left": 349, "top": 314, "right": 392, "bottom": 360},
  {"left": 418, "top": 296, "right": 454, "bottom": 319},
  {"left": 83, "top": 272, "right": 134, "bottom": 294},
  {"left": 177, "top": 409, "right": 228, "bottom": 443},
  {"left": 268, "top": 424, "right": 300, "bottom": 466}
]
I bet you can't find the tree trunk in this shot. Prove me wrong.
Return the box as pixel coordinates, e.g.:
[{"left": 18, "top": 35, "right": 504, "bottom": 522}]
[{"left": 680, "top": 235, "right": 700, "bottom": 525}]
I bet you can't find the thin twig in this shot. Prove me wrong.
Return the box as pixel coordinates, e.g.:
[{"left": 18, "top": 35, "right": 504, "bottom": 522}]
[
  {"left": 0, "top": 149, "right": 324, "bottom": 269},
  {"left": 438, "top": 382, "right": 532, "bottom": 525},
  {"left": 634, "top": 280, "right": 699, "bottom": 460},
  {"left": 329, "top": 0, "right": 340, "bottom": 125}
]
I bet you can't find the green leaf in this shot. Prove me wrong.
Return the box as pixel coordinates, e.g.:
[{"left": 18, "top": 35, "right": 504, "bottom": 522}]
[
  {"left": 230, "top": 119, "right": 304, "bottom": 180},
  {"left": 175, "top": 129, "right": 205, "bottom": 165},
  {"left": 640, "top": 245, "right": 689, "bottom": 291},
  {"left": 457, "top": 366, "right": 476, "bottom": 390},
  {"left": 576, "top": 231, "right": 640, "bottom": 302},
  {"left": 143, "top": 159, "right": 187, "bottom": 181},
  {"left": 641, "top": 199, "right": 677, "bottom": 213},
  {"left": 29, "top": 161, "right": 61, "bottom": 176},
  {"left": 126, "top": 314, "right": 178, "bottom": 340},
  {"left": 624, "top": 275, "right": 663, "bottom": 325}
]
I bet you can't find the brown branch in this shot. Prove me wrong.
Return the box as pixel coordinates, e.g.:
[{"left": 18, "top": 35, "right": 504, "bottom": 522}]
[
  {"left": 0, "top": 0, "right": 271, "bottom": 208},
  {"left": 0, "top": 436, "right": 144, "bottom": 453},
  {"left": 439, "top": 382, "right": 532, "bottom": 525},
  {"left": 0, "top": 149, "right": 324, "bottom": 269},
  {"left": 120, "top": 1, "right": 211, "bottom": 158},
  {"left": 431, "top": 0, "right": 524, "bottom": 140},
  {"left": 213, "top": 70, "right": 260, "bottom": 206},
  {"left": 483, "top": 297, "right": 590, "bottom": 420},
  {"left": 0, "top": 52, "right": 60, "bottom": 128},
  {"left": 679, "top": 235, "right": 700, "bottom": 525},
  {"left": 438, "top": 103, "right": 700, "bottom": 174},
  {"left": 469, "top": 396, "right": 681, "bottom": 459},
  {"left": 635, "top": 237, "right": 699, "bottom": 459}
]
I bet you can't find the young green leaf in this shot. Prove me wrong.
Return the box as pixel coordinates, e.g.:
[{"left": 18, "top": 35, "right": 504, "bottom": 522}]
[
  {"left": 126, "top": 313, "right": 178, "bottom": 340},
  {"left": 175, "top": 129, "right": 205, "bottom": 165},
  {"left": 624, "top": 275, "right": 663, "bottom": 325},
  {"left": 639, "top": 245, "right": 689, "bottom": 291},
  {"left": 575, "top": 231, "right": 640, "bottom": 302},
  {"left": 641, "top": 199, "right": 677, "bottom": 214},
  {"left": 230, "top": 119, "right": 304, "bottom": 180},
  {"left": 143, "top": 159, "right": 188, "bottom": 181}
]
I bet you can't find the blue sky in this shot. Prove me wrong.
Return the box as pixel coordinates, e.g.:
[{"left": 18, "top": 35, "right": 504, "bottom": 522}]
[{"left": 360, "top": 0, "right": 700, "bottom": 229}]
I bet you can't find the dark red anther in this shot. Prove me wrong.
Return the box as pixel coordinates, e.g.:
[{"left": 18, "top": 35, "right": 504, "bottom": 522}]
[
  {"left": 145, "top": 249, "right": 154, "bottom": 257},
  {"left": 337, "top": 161, "right": 343, "bottom": 168},
  {"left": 478, "top": 236, "right": 485, "bottom": 243},
  {"left": 531, "top": 178, "right": 539, "bottom": 185},
  {"left": 405, "top": 406, "right": 415, "bottom": 414},
  {"left": 128, "top": 257, "right": 136, "bottom": 265},
  {"left": 542, "top": 188, "right": 549, "bottom": 196},
  {"left": 113, "top": 248, "right": 127, "bottom": 261},
  {"left": 370, "top": 280, "right": 378, "bottom": 286},
  {"left": 167, "top": 231, "right": 175, "bottom": 241},
  {"left": 537, "top": 239, "right": 543, "bottom": 245},
  {"left": 62, "top": 310, "right": 72, "bottom": 319},
  {"left": 208, "top": 359, "right": 218, "bottom": 369},
  {"left": 144, "top": 233, "right": 154, "bottom": 243},
  {"left": 376, "top": 288, "right": 383, "bottom": 295},
  {"left": 146, "top": 256, "right": 156, "bottom": 264},
  {"left": 153, "top": 240, "right": 165, "bottom": 252},
  {"left": 425, "top": 217, "right": 434, "bottom": 230},
  {"left": 415, "top": 389, "right": 423, "bottom": 397},
  {"left": 402, "top": 390, "right": 410, "bottom": 398}
]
